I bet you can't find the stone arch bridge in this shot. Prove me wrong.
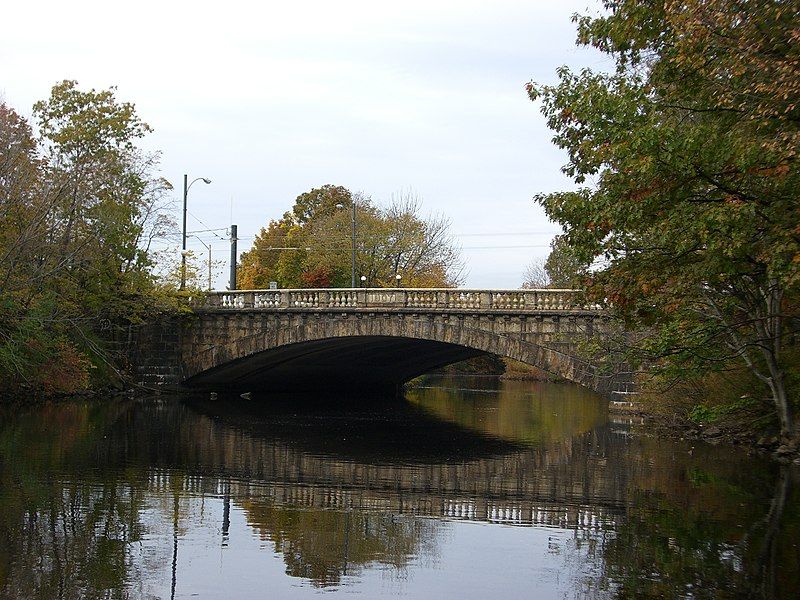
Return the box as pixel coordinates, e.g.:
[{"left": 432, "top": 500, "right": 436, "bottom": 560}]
[{"left": 135, "top": 288, "right": 631, "bottom": 396}]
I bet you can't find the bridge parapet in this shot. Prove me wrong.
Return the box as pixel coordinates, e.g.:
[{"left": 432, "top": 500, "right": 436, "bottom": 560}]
[{"left": 199, "top": 288, "right": 603, "bottom": 312}]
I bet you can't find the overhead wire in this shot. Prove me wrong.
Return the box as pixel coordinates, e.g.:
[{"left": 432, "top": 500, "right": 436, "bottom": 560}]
[{"left": 187, "top": 210, "right": 227, "bottom": 240}]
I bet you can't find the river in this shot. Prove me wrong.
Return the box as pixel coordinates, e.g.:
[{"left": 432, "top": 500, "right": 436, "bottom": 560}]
[{"left": 0, "top": 377, "right": 797, "bottom": 599}]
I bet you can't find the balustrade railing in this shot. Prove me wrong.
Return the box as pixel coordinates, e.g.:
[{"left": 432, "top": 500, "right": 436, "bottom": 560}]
[{"left": 199, "top": 288, "right": 603, "bottom": 312}]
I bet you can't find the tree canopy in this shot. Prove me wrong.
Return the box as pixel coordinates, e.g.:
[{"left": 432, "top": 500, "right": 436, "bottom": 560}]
[
  {"left": 530, "top": 0, "right": 799, "bottom": 436},
  {"left": 238, "top": 186, "right": 463, "bottom": 289},
  {"left": 0, "top": 81, "right": 174, "bottom": 395}
]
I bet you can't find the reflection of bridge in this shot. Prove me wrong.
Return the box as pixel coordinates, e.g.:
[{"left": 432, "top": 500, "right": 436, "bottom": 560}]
[
  {"left": 136, "top": 288, "right": 632, "bottom": 395},
  {"left": 150, "top": 400, "right": 631, "bottom": 516},
  {"left": 167, "top": 476, "right": 618, "bottom": 531}
]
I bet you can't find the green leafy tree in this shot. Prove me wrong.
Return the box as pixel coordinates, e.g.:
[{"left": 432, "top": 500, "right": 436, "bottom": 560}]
[
  {"left": 545, "top": 235, "right": 589, "bottom": 288},
  {"left": 0, "top": 82, "right": 175, "bottom": 395},
  {"left": 529, "top": 1, "right": 799, "bottom": 436}
]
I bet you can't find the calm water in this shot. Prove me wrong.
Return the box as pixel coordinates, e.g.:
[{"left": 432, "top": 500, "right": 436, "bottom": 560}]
[{"left": 0, "top": 377, "right": 797, "bottom": 599}]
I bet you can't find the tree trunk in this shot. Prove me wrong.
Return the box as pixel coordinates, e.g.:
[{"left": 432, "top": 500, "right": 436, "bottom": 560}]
[{"left": 763, "top": 353, "right": 794, "bottom": 439}]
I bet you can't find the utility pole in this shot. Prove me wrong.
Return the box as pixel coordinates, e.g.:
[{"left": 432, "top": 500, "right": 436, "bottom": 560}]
[
  {"left": 350, "top": 200, "right": 356, "bottom": 288},
  {"left": 181, "top": 174, "right": 187, "bottom": 290},
  {"left": 229, "top": 224, "right": 238, "bottom": 291}
]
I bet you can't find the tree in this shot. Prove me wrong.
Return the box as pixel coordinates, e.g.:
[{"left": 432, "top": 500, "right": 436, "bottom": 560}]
[
  {"left": 0, "top": 82, "right": 175, "bottom": 395},
  {"left": 523, "top": 235, "right": 590, "bottom": 289},
  {"left": 545, "top": 235, "right": 589, "bottom": 288},
  {"left": 521, "top": 258, "right": 550, "bottom": 289},
  {"left": 239, "top": 187, "right": 463, "bottom": 289},
  {"left": 529, "top": 1, "right": 799, "bottom": 436}
]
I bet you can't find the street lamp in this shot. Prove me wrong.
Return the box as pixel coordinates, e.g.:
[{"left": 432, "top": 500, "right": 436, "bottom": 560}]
[
  {"left": 360, "top": 275, "right": 367, "bottom": 288},
  {"left": 181, "top": 174, "right": 211, "bottom": 290},
  {"left": 395, "top": 274, "right": 402, "bottom": 287},
  {"left": 335, "top": 200, "right": 357, "bottom": 288}
]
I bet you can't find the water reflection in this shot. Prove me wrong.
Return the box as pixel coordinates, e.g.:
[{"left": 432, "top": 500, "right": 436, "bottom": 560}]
[
  {"left": 408, "top": 376, "right": 609, "bottom": 444},
  {"left": 0, "top": 381, "right": 797, "bottom": 599}
]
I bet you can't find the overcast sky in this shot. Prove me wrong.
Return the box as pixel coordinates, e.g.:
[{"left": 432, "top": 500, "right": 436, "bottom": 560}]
[{"left": 1, "top": 0, "right": 606, "bottom": 289}]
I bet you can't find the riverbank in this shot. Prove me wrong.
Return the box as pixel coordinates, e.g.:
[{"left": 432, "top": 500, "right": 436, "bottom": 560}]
[{"left": 609, "top": 396, "right": 800, "bottom": 463}]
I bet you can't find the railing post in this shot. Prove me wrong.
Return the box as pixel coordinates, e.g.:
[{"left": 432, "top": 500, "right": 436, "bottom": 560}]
[
  {"left": 481, "top": 291, "right": 492, "bottom": 309},
  {"left": 437, "top": 289, "right": 448, "bottom": 309}
]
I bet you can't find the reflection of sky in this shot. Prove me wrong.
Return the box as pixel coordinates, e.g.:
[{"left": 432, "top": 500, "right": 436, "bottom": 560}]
[{"left": 133, "top": 494, "right": 613, "bottom": 599}]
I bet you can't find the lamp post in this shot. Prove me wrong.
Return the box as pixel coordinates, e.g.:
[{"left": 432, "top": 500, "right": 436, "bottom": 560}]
[
  {"left": 360, "top": 275, "right": 367, "bottom": 288},
  {"left": 395, "top": 274, "right": 402, "bottom": 287},
  {"left": 181, "top": 174, "right": 211, "bottom": 290}
]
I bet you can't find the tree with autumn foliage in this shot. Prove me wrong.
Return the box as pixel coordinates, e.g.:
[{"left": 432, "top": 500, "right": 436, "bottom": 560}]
[
  {"left": 0, "top": 81, "right": 175, "bottom": 396},
  {"left": 530, "top": 0, "right": 799, "bottom": 436},
  {"left": 238, "top": 186, "right": 463, "bottom": 289}
]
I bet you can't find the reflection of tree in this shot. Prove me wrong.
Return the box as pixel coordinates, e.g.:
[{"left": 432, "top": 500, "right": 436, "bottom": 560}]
[
  {"left": 0, "top": 400, "right": 148, "bottom": 599},
  {"left": 0, "top": 479, "right": 147, "bottom": 599},
  {"left": 407, "top": 378, "right": 608, "bottom": 445},
  {"left": 601, "top": 464, "right": 799, "bottom": 598},
  {"left": 756, "top": 467, "right": 797, "bottom": 599},
  {"left": 240, "top": 498, "right": 440, "bottom": 587}
]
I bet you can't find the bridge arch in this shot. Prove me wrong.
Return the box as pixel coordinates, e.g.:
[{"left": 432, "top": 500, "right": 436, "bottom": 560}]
[{"left": 181, "top": 311, "right": 611, "bottom": 394}]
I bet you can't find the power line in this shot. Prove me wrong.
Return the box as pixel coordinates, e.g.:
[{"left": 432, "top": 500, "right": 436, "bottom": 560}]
[
  {"left": 187, "top": 211, "right": 227, "bottom": 240},
  {"left": 454, "top": 231, "right": 559, "bottom": 237},
  {"left": 462, "top": 245, "right": 551, "bottom": 250},
  {"left": 187, "top": 227, "right": 227, "bottom": 235}
]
